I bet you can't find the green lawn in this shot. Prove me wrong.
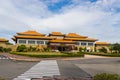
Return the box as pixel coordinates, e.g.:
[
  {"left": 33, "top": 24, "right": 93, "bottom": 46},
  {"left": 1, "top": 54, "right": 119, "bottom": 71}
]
[{"left": 10, "top": 52, "right": 84, "bottom": 58}]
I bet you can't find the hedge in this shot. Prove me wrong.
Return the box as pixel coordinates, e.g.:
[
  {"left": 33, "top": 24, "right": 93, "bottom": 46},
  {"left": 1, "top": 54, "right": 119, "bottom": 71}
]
[
  {"left": 94, "top": 73, "right": 120, "bottom": 80},
  {"left": 10, "top": 52, "right": 84, "bottom": 58}
]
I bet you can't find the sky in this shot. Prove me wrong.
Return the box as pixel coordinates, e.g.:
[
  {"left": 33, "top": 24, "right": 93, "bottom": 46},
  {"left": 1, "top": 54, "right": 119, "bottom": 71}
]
[{"left": 0, "top": 0, "right": 120, "bottom": 43}]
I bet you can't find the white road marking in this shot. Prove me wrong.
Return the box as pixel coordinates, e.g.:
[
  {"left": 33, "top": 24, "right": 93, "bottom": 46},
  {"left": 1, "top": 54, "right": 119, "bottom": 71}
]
[{"left": 13, "top": 60, "right": 60, "bottom": 80}]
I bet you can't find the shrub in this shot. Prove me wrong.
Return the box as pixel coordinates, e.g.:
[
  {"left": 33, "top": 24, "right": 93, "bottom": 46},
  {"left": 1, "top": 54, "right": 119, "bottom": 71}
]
[
  {"left": 44, "top": 47, "right": 51, "bottom": 52},
  {"left": 17, "top": 45, "right": 27, "bottom": 52},
  {"left": 0, "top": 47, "right": 3, "bottom": 52},
  {"left": 94, "top": 73, "right": 120, "bottom": 80},
  {"left": 0, "top": 77, "right": 5, "bottom": 80},
  {"left": 79, "top": 47, "right": 83, "bottom": 52},
  {"left": 0, "top": 47, "right": 11, "bottom": 52},
  {"left": 99, "top": 47, "right": 107, "bottom": 53},
  {"left": 3, "top": 48, "right": 12, "bottom": 52},
  {"left": 28, "top": 46, "right": 36, "bottom": 52},
  {"left": 10, "top": 52, "right": 85, "bottom": 58}
]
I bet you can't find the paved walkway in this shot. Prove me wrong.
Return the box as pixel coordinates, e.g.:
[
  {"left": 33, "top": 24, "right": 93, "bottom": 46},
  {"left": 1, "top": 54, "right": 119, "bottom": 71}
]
[{"left": 13, "top": 60, "right": 60, "bottom": 80}]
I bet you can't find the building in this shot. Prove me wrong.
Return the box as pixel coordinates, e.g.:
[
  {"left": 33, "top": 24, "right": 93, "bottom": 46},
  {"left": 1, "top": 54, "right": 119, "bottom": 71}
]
[
  {"left": 12, "top": 30, "right": 109, "bottom": 52},
  {"left": 0, "top": 38, "right": 8, "bottom": 47},
  {"left": 95, "top": 42, "right": 110, "bottom": 52}
]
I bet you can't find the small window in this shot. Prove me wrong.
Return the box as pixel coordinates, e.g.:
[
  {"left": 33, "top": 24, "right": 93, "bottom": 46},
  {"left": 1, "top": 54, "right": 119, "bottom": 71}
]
[
  {"left": 45, "top": 41, "right": 48, "bottom": 44},
  {"left": 37, "top": 41, "right": 44, "bottom": 44},
  {"left": 76, "top": 42, "right": 79, "bottom": 45},
  {"left": 81, "top": 42, "right": 86, "bottom": 46},
  {"left": 28, "top": 40, "right": 35, "bottom": 44},
  {"left": 19, "top": 40, "right": 26, "bottom": 44},
  {"left": 88, "top": 43, "right": 93, "bottom": 46}
]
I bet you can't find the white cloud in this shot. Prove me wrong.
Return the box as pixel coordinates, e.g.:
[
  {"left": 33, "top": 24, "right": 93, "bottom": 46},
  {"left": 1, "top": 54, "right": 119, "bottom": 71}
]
[{"left": 0, "top": 0, "right": 120, "bottom": 43}]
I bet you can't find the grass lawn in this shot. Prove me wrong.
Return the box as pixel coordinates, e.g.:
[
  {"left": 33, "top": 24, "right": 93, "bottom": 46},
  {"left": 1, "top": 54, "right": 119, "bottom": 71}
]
[{"left": 10, "top": 52, "right": 84, "bottom": 58}]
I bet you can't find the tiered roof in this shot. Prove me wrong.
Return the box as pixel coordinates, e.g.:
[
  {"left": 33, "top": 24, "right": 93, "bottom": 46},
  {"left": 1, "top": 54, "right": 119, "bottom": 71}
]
[
  {"left": 65, "top": 33, "right": 87, "bottom": 38},
  {"left": 13, "top": 30, "right": 54, "bottom": 40},
  {"left": 95, "top": 42, "right": 110, "bottom": 45},
  {"left": 64, "top": 37, "right": 97, "bottom": 41},
  {"left": 17, "top": 30, "right": 45, "bottom": 36},
  {"left": 12, "top": 30, "right": 98, "bottom": 42},
  {"left": 49, "top": 32, "right": 65, "bottom": 36},
  {"left": 0, "top": 38, "right": 8, "bottom": 42},
  {"left": 64, "top": 33, "right": 97, "bottom": 41},
  {"left": 49, "top": 39, "right": 76, "bottom": 43}
]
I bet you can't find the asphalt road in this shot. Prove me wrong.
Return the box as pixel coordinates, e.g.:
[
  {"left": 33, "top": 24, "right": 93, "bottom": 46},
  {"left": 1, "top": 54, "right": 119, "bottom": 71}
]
[
  {"left": 0, "top": 57, "right": 120, "bottom": 80},
  {"left": 0, "top": 59, "right": 38, "bottom": 80},
  {"left": 68, "top": 57, "right": 120, "bottom": 76}
]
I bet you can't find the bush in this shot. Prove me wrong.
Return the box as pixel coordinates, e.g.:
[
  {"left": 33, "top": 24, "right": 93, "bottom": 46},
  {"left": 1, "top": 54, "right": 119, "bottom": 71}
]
[
  {"left": 28, "top": 46, "right": 36, "bottom": 52},
  {"left": 0, "top": 47, "right": 3, "bottom": 52},
  {"left": 3, "top": 48, "right": 12, "bottom": 52},
  {"left": 94, "top": 73, "right": 120, "bottom": 80},
  {"left": 0, "top": 77, "right": 5, "bottom": 80},
  {"left": 10, "top": 52, "right": 85, "bottom": 58},
  {"left": 17, "top": 45, "right": 27, "bottom": 52},
  {"left": 99, "top": 47, "right": 107, "bottom": 53},
  {"left": 0, "top": 47, "right": 11, "bottom": 52}
]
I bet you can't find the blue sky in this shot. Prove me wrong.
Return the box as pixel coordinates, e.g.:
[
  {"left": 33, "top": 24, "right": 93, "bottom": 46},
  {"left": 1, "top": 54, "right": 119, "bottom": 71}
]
[{"left": 0, "top": 0, "right": 120, "bottom": 43}]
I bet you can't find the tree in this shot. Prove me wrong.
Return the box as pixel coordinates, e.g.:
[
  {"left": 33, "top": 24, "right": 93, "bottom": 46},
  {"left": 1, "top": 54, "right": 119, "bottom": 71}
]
[
  {"left": 112, "top": 43, "right": 120, "bottom": 53},
  {"left": 99, "top": 47, "right": 107, "bottom": 53},
  {"left": 17, "top": 45, "right": 27, "bottom": 52}
]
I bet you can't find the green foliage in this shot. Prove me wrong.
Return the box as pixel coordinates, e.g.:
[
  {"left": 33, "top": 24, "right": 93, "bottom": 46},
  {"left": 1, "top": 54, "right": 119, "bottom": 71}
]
[
  {"left": 0, "top": 47, "right": 11, "bottom": 52},
  {"left": 28, "top": 46, "right": 36, "bottom": 52},
  {"left": 94, "top": 73, "right": 120, "bottom": 80},
  {"left": 0, "top": 47, "right": 3, "bottom": 52},
  {"left": 43, "top": 47, "right": 51, "bottom": 52},
  {"left": 99, "top": 47, "right": 107, "bottom": 53},
  {"left": 10, "top": 52, "right": 84, "bottom": 58},
  {"left": 112, "top": 43, "right": 120, "bottom": 53},
  {"left": 79, "top": 47, "right": 83, "bottom": 52},
  {"left": 17, "top": 45, "right": 27, "bottom": 52},
  {"left": 0, "top": 77, "right": 5, "bottom": 80}
]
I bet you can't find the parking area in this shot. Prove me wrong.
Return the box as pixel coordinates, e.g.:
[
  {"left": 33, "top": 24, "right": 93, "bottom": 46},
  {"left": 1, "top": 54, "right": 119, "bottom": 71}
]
[
  {"left": 0, "top": 59, "right": 38, "bottom": 80},
  {"left": 0, "top": 54, "right": 120, "bottom": 80}
]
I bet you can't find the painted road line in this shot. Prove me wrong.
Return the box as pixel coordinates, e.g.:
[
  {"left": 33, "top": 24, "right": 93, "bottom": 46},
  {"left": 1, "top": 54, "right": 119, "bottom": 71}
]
[{"left": 13, "top": 60, "right": 60, "bottom": 80}]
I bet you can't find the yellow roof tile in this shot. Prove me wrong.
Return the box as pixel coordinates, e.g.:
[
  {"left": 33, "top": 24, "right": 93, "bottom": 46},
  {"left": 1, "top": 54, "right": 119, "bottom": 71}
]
[
  {"left": 49, "top": 39, "right": 76, "bottom": 43},
  {"left": 66, "top": 33, "right": 87, "bottom": 38},
  {"left": 0, "top": 38, "right": 8, "bottom": 42},
  {"left": 17, "top": 30, "right": 45, "bottom": 36},
  {"left": 64, "top": 37, "right": 97, "bottom": 41},
  {"left": 49, "top": 32, "right": 64, "bottom": 36},
  {"left": 14, "top": 35, "right": 54, "bottom": 39},
  {"left": 95, "top": 42, "right": 110, "bottom": 45}
]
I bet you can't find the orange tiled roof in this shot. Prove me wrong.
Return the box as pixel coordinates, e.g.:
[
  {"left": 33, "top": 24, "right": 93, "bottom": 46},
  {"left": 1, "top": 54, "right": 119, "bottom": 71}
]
[
  {"left": 64, "top": 37, "right": 97, "bottom": 41},
  {"left": 49, "top": 32, "right": 64, "bottom": 36},
  {"left": 17, "top": 30, "right": 45, "bottom": 36},
  {"left": 14, "top": 35, "right": 54, "bottom": 40},
  {"left": 0, "top": 38, "right": 8, "bottom": 42},
  {"left": 66, "top": 33, "right": 87, "bottom": 38},
  {"left": 95, "top": 42, "right": 110, "bottom": 45},
  {"left": 49, "top": 39, "right": 76, "bottom": 43}
]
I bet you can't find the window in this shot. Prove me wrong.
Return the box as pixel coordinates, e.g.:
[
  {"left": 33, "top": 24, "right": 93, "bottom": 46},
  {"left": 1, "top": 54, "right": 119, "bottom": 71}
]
[
  {"left": 88, "top": 43, "right": 94, "bottom": 46},
  {"left": 81, "top": 42, "right": 86, "bottom": 46},
  {"left": 18, "top": 40, "right": 26, "bottom": 44},
  {"left": 37, "top": 41, "right": 44, "bottom": 44},
  {"left": 28, "top": 40, "right": 35, "bottom": 44},
  {"left": 76, "top": 42, "right": 79, "bottom": 45},
  {"left": 45, "top": 41, "right": 48, "bottom": 44}
]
